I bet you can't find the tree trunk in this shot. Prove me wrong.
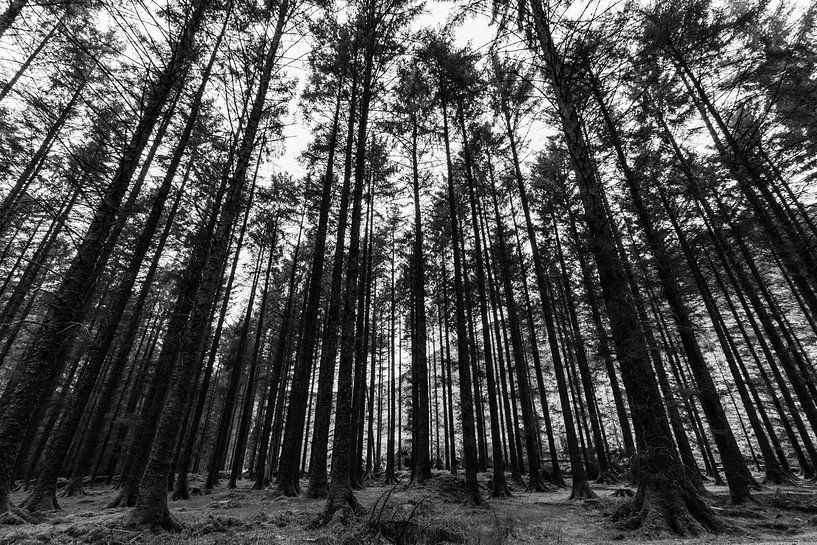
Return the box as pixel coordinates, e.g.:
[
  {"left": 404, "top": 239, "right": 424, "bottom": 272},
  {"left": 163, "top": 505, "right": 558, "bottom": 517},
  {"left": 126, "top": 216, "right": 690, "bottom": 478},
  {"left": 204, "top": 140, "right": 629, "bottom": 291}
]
[
  {"left": 322, "top": 34, "right": 375, "bottom": 517},
  {"left": 525, "top": 1, "right": 721, "bottom": 532},
  {"left": 409, "top": 109, "right": 432, "bottom": 484},
  {"left": 227, "top": 244, "right": 269, "bottom": 488},
  {"left": 126, "top": 2, "right": 289, "bottom": 528},
  {"left": 0, "top": 0, "right": 208, "bottom": 518},
  {"left": 20, "top": 162, "right": 194, "bottom": 512},
  {"left": 562, "top": 205, "right": 635, "bottom": 458},
  {"left": 486, "top": 254, "right": 523, "bottom": 485},
  {"left": 0, "top": 17, "right": 60, "bottom": 103},
  {"left": 440, "top": 98, "right": 481, "bottom": 505},
  {"left": 551, "top": 216, "right": 612, "bottom": 483},
  {"left": 305, "top": 67, "right": 358, "bottom": 500},
  {"left": 653, "top": 184, "right": 791, "bottom": 484},
  {"left": 202, "top": 187, "right": 259, "bottom": 490},
  {"left": 254, "top": 217, "right": 302, "bottom": 489},
  {"left": 590, "top": 75, "right": 753, "bottom": 502},
  {"left": 0, "top": 190, "right": 78, "bottom": 357},
  {"left": 485, "top": 170, "right": 545, "bottom": 492},
  {"left": 504, "top": 99, "right": 582, "bottom": 495},
  {"left": 384, "top": 225, "right": 398, "bottom": 484}
]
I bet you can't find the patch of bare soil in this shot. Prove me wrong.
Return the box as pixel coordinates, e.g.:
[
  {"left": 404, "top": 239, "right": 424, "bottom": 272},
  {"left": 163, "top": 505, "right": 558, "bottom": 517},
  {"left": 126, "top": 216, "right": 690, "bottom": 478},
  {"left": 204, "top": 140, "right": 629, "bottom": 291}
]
[{"left": 1, "top": 473, "right": 816, "bottom": 544}]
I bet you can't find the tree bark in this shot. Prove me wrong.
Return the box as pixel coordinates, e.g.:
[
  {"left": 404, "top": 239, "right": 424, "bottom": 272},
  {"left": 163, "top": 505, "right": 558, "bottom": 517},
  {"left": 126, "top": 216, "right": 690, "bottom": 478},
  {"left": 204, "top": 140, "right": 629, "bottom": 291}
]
[
  {"left": 305, "top": 63, "right": 359, "bottom": 500},
  {"left": 126, "top": 2, "right": 289, "bottom": 528},
  {"left": 0, "top": 0, "right": 207, "bottom": 518},
  {"left": 409, "top": 108, "right": 432, "bottom": 484},
  {"left": 524, "top": 1, "right": 721, "bottom": 532},
  {"left": 440, "top": 98, "right": 482, "bottom": 505}
]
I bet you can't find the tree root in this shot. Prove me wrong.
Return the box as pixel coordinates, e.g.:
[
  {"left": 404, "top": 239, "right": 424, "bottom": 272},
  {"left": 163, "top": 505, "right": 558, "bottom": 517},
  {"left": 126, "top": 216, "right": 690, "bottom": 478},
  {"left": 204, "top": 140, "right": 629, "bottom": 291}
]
[
  {"left": 613, "top": 465, "right": 728, "bottom": 537},
  {"left": 568, "top": 479, "right": 597, "bottom": 500},
  {"left": 510, "top": 472, "right": 525, "bottom": 488},
  {"left": 251, "top": 477, "right": 269, "bottom": 491},
  {"left": 490, "top": 485, "right": 512, "bottom": 498},
  {"left": 610, "top": 488, "right": 634, "bottom": 498},
  {"left": 762, "top": 469, "right": 798, "bottom": 486},
  {"left": 524, "top": 470, "right": 554, "bottom": 493},
  {"left": 277, "top": 480, "right": 301, "bottom": 498},
  {"left": 0, "top": 505, "right": 43, "bottom": 525},
  {"left": 542, "top": 469, "right": 566, "bottom": 488},
  {"left": 311, "top": 490, "right": 364, "bottom": 528},
  {"left": 463, "top": 489, "right": 484, "bottom": 507},
  {"left": 488, "top": 476, "right": 512, "bottom": 498},
  {"left": 125, "top": 503, "right": 183, "bottom": 532},
  {"left": 525, "top": 480, "right": 555, "bottom": 493},
  {"left": 59, "top": 479, "right": 87, "bottom": 497},
  {"left": 171, "top": 473, "right": 191, "bottom": 500},
  {"left": 170, "top": 486, "right": 189, "bottom": 501},
  {"left": 107, "top": 486, "right": 138, "bottom": 508},
  {"left": 306, "top": 482, "right": 328, "bottom": 498},
  {"left": 19, "top": 490, "right": 60, "bottom": 513}
]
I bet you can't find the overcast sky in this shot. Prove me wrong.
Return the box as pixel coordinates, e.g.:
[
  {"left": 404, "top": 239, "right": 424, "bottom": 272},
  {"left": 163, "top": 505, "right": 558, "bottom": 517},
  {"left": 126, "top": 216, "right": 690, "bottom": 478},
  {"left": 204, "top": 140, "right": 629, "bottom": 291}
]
[{"left": 273, "top": 2, "right": 498, "bottom": 179}]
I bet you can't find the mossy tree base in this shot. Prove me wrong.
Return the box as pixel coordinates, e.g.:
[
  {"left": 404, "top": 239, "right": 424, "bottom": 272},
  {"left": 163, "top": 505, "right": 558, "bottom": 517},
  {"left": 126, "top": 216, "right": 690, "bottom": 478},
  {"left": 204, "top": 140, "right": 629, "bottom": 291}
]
[
  {"left": 0, "top": 504, "right": 43, "bottom": 525},
  {"left": 312, "top": 490, "right": 364, "bottom": 527},
  {"left": 106, "top": 485, "right": 138, "bottom": 508},
  {"left": 19, "top": 489, "right": 59, "bottom": 513},
  {"left": 614, "top": 453, "right": 726, "bottom": 538},
  {"left": 569, "top": 479, "right": 597, "bottom": 500},
  {"left": 277, "top": 480, "right": 301, "bottom": 498},
  {"left": 59, "top": 479, "right": 87, "bottom": 497},
  {"left": 126, "top": 503, "right": 183, "bottom": 532}
]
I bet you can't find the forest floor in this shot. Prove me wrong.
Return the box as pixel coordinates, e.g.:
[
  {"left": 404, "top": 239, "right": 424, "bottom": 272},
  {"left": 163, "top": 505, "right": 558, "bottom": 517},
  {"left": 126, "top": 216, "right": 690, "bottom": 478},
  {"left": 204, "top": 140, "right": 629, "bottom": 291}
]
[{"left": 2, "top": 471, "right": 817, "bottom": 544}]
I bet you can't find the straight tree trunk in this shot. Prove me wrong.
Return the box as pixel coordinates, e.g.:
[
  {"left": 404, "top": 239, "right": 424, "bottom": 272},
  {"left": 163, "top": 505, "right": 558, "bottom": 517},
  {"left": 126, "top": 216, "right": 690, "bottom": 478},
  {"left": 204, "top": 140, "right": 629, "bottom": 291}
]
[
  {"left": 524, "top": 1, "right": 723, "bottom": 531},
  {"left": 384, "top": 230, "right": 398, "bottom": 484},
  {"left": 504, "top": 195, "right": 564, "bottom": 482},
  {"left": 0, "top": 190, "right": 78, "bottom": 354},
  {"left": 562, "top": 205, "right": 635, "bottom": 458},
  {"left": 305, "top": 67, "right": 359, "bottom": 499},
  {"left": 440, "top": 98, "right": 481, "bottom": 505},
  {"left": 486, "top": 256, "right": 522, "bottom": 485},
  {"left": 0, "top": 17, "right": 60, "bottom": 102},
  {"left": 253, "top": 231, "right": 302, "bottom": 488},
  {"left": 0, "top": 0, "right": 209, "bottom": 519},
  {"left": 322, "top": 33, "right": 376, "bottom": 517},
  {"left": 673, "top": 57, "right": 817, "bottom": 321},
  {"left": 127, "top": 2, "right": 290, "bottom": 527},
  {"left": 20, "top": 162, "right": 194, "bottom": 512},
  {"left": 485, "top": 174, "right": 545, "bottom": 492},
  {"left": 409, "top": 108, "right": 432, "bottom": 484},
  {"left": 652, "top": 184, "right": 791, "bottom": 484},
  {"left": 551, "top": 217, "right": 612, "bottom": 482},
  {"left": 504, "top": 100, "right": 583, "bottom": 495},
  {"left": 202, "top": 184, "right": 260, "bottom": 490},
  {"left": 589, "top": 75, "right": 752, "bottom": 502},
  {"left": 227, "top": 245, "right": 269, "bottom": 488}
]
